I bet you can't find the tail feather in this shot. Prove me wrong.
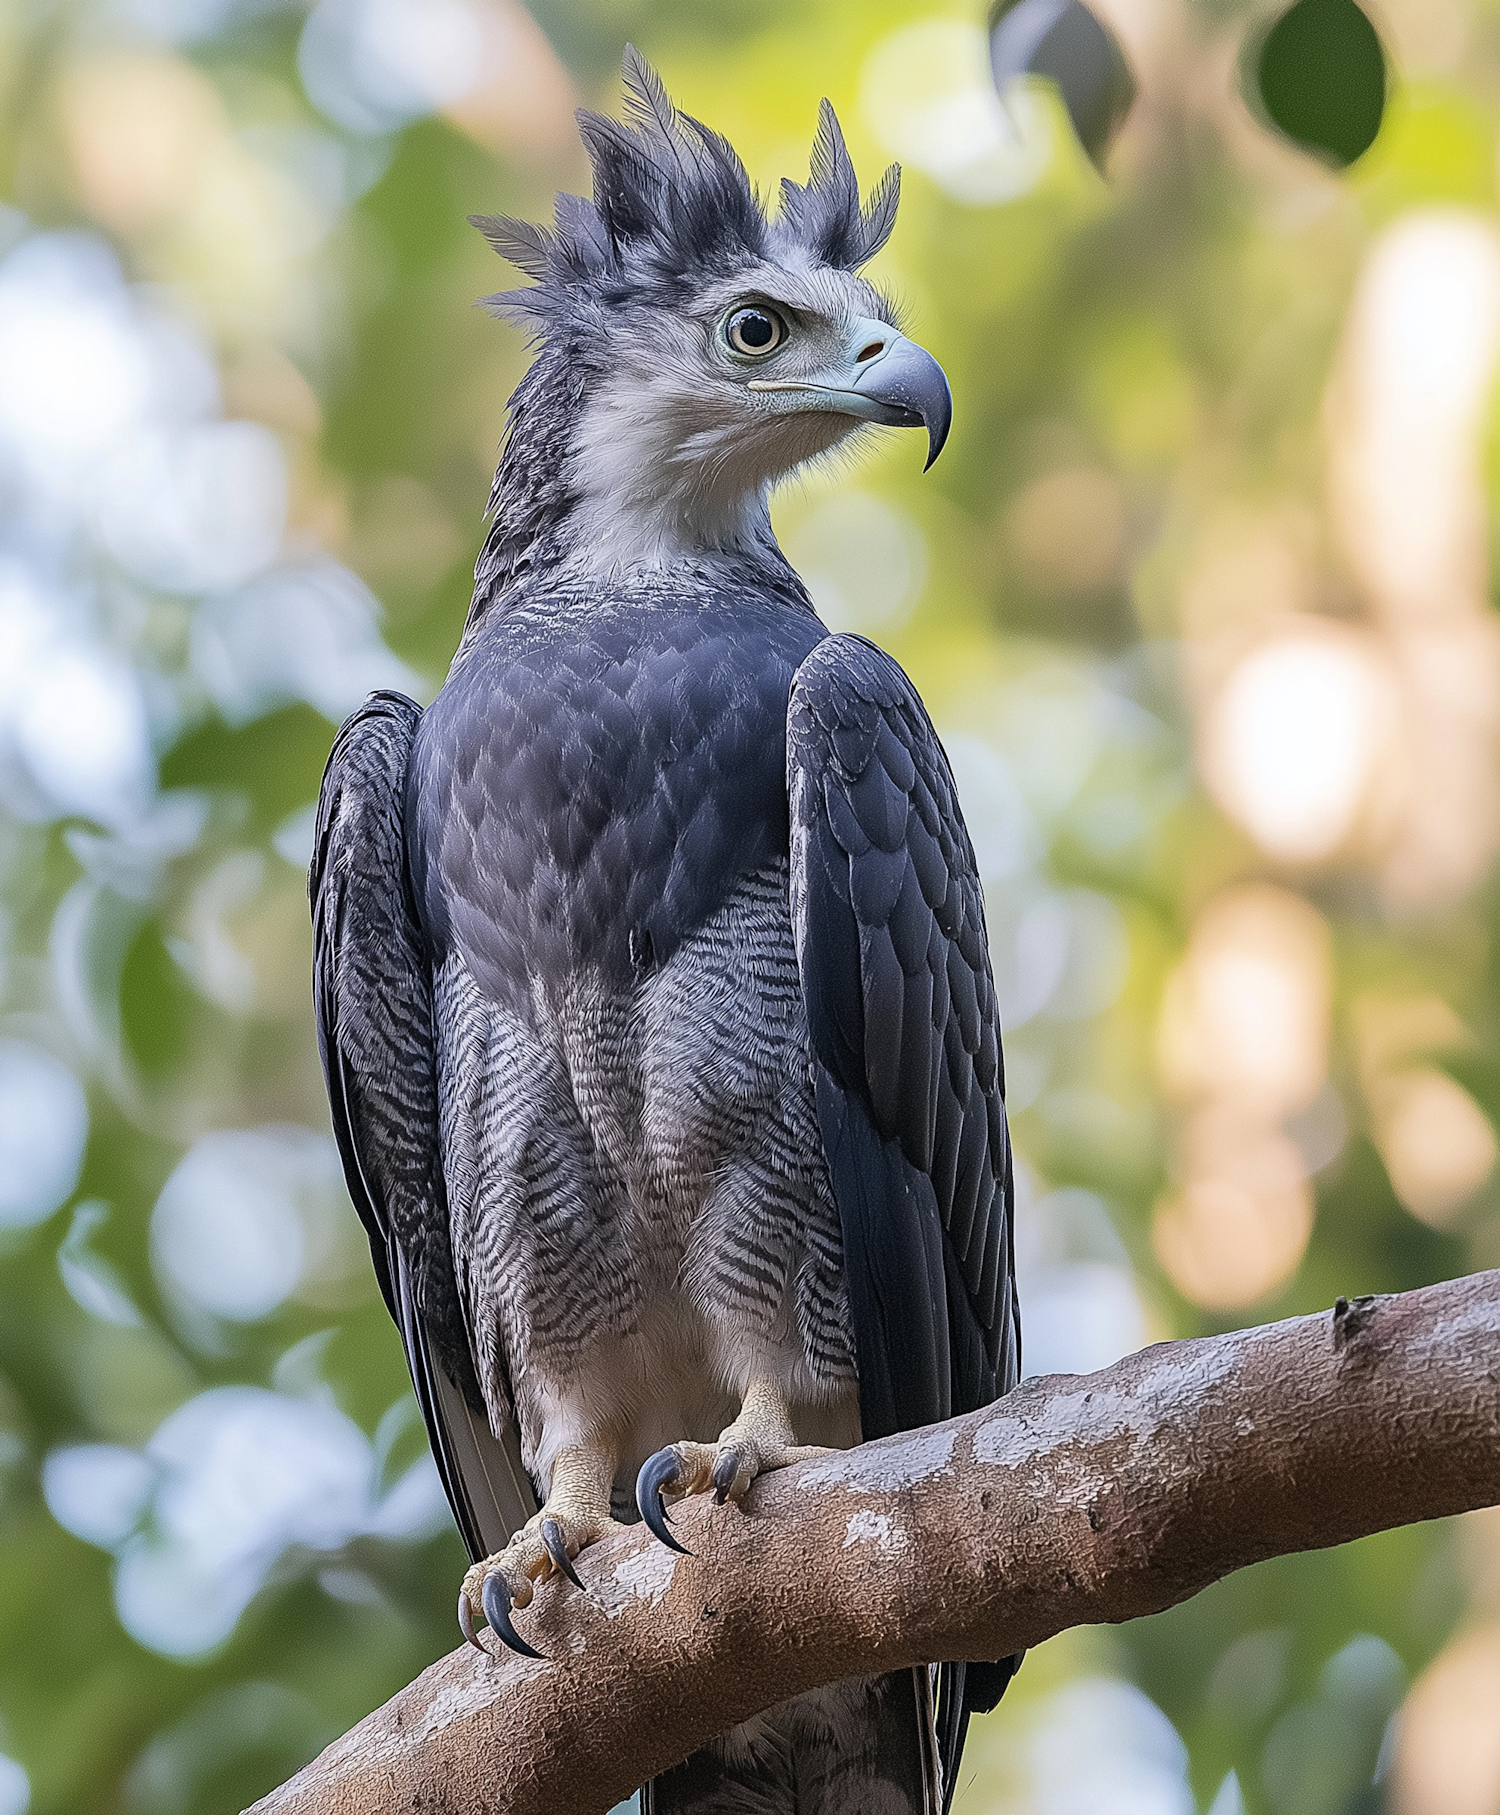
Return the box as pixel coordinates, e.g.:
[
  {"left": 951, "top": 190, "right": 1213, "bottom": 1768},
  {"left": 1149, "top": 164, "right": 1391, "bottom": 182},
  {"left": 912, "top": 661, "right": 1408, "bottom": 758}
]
[
  {"left": 934, "top": 1664, "right": 968, "bottom": 1815},
  {"left": 642, "top": 1670, "right": 939, "bottom": 1814}
]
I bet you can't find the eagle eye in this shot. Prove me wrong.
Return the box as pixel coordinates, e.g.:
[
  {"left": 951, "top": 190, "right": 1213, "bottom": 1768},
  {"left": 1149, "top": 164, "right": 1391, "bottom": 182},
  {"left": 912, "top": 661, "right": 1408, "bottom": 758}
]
[{"left": 724, "top": 306, "right": 787, "bottom": 358}]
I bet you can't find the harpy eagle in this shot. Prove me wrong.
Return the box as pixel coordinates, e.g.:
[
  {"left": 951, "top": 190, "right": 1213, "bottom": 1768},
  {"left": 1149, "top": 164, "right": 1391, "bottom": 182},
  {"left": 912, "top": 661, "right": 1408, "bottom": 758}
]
[{"left": 311, "top": 50, "right": 1020, "bottom": 1814}]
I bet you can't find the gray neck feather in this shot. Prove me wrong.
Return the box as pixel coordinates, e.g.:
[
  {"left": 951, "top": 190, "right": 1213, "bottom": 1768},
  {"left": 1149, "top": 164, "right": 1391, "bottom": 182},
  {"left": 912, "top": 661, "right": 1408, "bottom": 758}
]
[
  {"left": 469, "top": 338, "right": 800, "bottom": 631},
  {"left": 469, "top": 344, "right": 585, "bottom": 627}
]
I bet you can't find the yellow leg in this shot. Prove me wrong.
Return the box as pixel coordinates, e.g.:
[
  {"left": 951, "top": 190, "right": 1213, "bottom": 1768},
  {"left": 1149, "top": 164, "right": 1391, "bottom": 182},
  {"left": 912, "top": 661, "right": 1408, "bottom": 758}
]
[
  {"left": 636, "top": 1378, "right": 830, "bottom": 1547},
  {"left": 460, "top": 1443, "right": 621, "bottom": 1655}
]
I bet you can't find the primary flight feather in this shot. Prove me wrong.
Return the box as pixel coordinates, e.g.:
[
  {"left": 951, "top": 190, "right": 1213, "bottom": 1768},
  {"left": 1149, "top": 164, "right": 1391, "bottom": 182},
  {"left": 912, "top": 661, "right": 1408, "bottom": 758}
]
[{"left": 311, "top": 48, "right": 1020, "bottom": 1813}]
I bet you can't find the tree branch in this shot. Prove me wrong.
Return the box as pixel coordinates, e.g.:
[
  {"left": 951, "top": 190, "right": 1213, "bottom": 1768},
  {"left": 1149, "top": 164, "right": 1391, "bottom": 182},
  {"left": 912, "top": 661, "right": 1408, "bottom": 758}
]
[{"left": 247, "top": 1272, "right": 1500, "bottom": 1815}]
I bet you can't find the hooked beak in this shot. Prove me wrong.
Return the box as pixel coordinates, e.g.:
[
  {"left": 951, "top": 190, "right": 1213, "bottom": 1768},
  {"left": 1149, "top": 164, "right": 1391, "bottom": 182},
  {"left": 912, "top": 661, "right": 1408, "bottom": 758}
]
[{"left": 747, "top": 320, "right": 953, "bottom": 470}]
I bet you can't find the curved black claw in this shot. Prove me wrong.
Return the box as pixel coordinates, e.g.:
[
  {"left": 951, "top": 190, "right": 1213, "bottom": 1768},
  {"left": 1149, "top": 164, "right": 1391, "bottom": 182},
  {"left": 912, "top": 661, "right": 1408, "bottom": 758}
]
[
  {"left": 481, "top": 1571, "right": 544, "bottom": 1661},
  {"left": 711, "top": 1448, "right": 741, "bottom": 1505},
  {"left": 636, "top": 1447, "right": 693, "bottom": 1555},
  {"left": 458, "top": 1588, "right": 484, "bottom": 1653},
  {"left": 541, "top": 1516, "right": 584, "bottom": 1590}
]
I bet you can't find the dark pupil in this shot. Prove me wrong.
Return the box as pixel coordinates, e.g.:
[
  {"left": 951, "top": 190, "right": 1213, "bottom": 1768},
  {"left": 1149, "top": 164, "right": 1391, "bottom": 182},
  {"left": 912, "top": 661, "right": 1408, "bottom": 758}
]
[{"left": 736, "top": 311, "right": 775, "bottom": 349}]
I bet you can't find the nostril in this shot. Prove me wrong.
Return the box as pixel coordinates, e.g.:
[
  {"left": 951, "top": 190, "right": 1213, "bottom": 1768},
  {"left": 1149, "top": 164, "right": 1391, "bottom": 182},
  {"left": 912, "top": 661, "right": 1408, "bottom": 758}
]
[{"left": 856, "top": 340, "right": 885, "bottom": 363}]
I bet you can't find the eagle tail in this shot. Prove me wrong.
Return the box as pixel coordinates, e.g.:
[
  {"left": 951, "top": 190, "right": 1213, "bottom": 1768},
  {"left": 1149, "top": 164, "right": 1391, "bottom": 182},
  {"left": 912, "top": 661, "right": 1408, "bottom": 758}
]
[{"left": 641, "top": 1670, "right": 941, "bottom": 1813}]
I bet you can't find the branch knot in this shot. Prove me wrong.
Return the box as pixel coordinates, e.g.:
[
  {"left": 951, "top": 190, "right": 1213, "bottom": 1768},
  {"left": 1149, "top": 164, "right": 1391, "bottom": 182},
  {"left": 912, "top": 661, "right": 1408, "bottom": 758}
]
[{"left": 1332, "top": 1293, "right": 1382, "bottom": 1351}]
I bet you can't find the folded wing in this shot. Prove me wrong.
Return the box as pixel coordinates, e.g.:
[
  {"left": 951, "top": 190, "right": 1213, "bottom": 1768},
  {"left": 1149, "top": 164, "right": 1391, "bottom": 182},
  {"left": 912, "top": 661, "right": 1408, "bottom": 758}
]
[
  {"left": 787, "top": 635, "right": 1023, "bottom": 1795},
  {"left": 310, "top": 690, "right": 535, "bottom": 1563}
]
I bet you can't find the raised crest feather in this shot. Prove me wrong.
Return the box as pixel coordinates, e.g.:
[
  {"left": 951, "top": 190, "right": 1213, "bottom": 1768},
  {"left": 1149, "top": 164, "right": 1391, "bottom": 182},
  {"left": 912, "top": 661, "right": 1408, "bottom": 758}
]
[
  {"left": 472, "top": 48, "right": 900, "bottom": 325},
  {"left": 860, "top": 163, "right": 902, "bottom": 263},
  {"left": 779, "top": 99, "right": 900, "bottom": 268},
  {"left": 469, "top": 214, "right": 555, "bottom": 282},
  {"left": 809, "top": 99, "right": 859, "bottom": 208},
  {"left": 619, "top": 43, "right": 688, "bottom": 174}
]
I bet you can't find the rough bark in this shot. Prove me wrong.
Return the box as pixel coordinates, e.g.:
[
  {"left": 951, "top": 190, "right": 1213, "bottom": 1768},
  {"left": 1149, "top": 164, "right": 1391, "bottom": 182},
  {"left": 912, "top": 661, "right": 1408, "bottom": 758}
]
[{"left": 247, "top": 1272, "right": 1500, "bottom": 1815}]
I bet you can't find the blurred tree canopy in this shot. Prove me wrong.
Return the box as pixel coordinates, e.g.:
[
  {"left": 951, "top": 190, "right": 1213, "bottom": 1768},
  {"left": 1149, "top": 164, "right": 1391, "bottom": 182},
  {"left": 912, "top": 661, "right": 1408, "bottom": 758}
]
[{"left": 1, "top": 1, "right": 1499, "bottom": 1813}]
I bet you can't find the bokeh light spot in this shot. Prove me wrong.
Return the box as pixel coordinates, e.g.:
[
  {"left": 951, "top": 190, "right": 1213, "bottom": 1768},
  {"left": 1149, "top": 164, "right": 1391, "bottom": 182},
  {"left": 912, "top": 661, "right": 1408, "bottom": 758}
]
[
  {"left": 1028, "top": 1677, "right": 1193, "bottom": 1815},
  {"left": 96, "top": 420, "right": 287, "bottom": 594},
  {"left": 43, "top": 1443, "right": 156, "bottom": 1550},
  {"left": 0, "top": 1757, "right": 28, "bottom": 1815},
  {"left": 0, "top": 236, "right": 150, "bottom": 477},
  {"left": 1153, "top": 1131, "right": 1314, "bottom": 1311},
  {"left": 95, "top": 1385, "right": 447, "bottom": 1656},
  {"left": 0, "top": 1041, "right": 89, "bottom": 1231},
  {"left": 1391, "top": 1625, "right": 1500, "bottom": 1815},
  {"left": 863, "top": 20, "right": 1053, "bottom": 205},
  {"left": 1373, "top": 1066, "right": 1496, "bottom": 1228},
  {"left": 1158, "top": 886, "right": 1331, "bottom": 1118},
  {"left": 14, "top": 647, "right": 155, "bottom": 829},
  {"left": 151, "top": 1127, "right": 349, "bottom": 1323},
  {"left": 1202, "top": 631, "right": 1398, "bottom": 864},
  {"left": 780, "top": 491, "right": 926, "bottom": 634},
  {"left": 300, "top": 0, "right": 494, "bottom": 135}
]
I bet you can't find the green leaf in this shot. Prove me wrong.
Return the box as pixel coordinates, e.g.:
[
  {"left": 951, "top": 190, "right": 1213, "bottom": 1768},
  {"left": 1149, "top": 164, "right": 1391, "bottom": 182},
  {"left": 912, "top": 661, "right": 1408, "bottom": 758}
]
[{"left": 1250, "top": 0, "right": 1387, "bottom": 168}]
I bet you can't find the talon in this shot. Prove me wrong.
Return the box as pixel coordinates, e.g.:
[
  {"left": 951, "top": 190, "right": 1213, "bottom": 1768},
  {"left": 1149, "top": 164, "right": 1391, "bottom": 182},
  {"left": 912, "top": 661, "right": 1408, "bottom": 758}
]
[
  {"left": 541, "top": 1516, "right": 584, "bottom": 1589},
  {"left": 481, "top": 1571, "right": 544, "bottom": 1660},
  {"left": 636, "top": 1447, "right": 693, "bottom": 1555},
  {"left": 458, "top": 1588, "right": 484, "bottom": 1653},
  {"left": 711, "top": 1448, "right": 741, "bottom": 1505}
]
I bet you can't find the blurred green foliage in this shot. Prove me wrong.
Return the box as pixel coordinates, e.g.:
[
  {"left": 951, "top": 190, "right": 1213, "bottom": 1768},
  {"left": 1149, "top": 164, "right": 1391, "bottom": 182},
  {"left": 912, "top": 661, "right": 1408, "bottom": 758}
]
[{"left": 1, "top": 1, "right": 1499, "bottom": 1813}]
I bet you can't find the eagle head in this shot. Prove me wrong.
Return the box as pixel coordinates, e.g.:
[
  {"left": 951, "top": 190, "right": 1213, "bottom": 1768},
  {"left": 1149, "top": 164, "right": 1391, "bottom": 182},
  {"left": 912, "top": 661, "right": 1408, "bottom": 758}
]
[{"left": 471, "top": 48, "right": 950, "bottom": 572}]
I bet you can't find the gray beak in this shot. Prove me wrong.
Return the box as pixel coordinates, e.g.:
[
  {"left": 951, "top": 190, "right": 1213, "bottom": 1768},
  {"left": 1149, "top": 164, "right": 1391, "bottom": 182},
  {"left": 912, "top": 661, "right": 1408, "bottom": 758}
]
[
  {"left": 848, "top": 336, "right": 953, "bottom": 470},
  {"left": 746, "top": 324, "right": 954, "bottom": 470}
]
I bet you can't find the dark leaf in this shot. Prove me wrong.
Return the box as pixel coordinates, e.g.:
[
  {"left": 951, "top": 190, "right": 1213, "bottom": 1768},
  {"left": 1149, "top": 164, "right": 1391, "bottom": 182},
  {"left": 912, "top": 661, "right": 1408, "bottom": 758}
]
[
  {"left": 1249, "top": 0, "right": 1387, "bottom": 168},
  {"left": 989, "top": 0, "right": 1136, "bottom": 167}
]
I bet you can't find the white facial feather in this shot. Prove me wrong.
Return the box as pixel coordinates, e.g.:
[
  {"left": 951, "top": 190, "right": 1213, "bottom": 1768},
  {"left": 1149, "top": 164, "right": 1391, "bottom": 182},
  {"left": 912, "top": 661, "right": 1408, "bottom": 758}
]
[{"left": 560, "top": 263, "right": 891, "bottom": 575}]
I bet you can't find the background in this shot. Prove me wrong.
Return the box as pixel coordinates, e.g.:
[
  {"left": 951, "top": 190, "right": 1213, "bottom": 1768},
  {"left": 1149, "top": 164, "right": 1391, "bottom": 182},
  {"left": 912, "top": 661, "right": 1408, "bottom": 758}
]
[{"left": 1, "top": 0, "right": 1499, "bottom": 1810}]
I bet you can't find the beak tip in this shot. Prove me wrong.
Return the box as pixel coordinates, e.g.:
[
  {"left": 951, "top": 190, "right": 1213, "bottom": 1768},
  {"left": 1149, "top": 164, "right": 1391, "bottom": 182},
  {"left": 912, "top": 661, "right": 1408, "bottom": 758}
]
[
  {"left": 923, "top": 393, "right": 952, "bottom": 472},
  {"left": 854, "top": 338, "right": 951, "bottom": 471}
]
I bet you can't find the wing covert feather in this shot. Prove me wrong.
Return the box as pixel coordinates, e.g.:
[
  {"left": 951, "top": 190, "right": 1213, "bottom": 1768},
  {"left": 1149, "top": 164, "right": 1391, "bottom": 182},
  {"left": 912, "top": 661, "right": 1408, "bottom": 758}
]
[{"left": 788, "top": 635, "right": 1019, "bottom": 1431}]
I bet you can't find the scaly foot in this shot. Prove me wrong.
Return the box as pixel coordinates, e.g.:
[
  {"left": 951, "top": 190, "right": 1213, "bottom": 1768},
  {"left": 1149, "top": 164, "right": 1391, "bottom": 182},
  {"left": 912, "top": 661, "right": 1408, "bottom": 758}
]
[
  {"left": 635, "top": 1379, "right": 828, "bottom": 1553},
  {"left": 459, "top": 1445, "right": 620, "bottom": 1658}
]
